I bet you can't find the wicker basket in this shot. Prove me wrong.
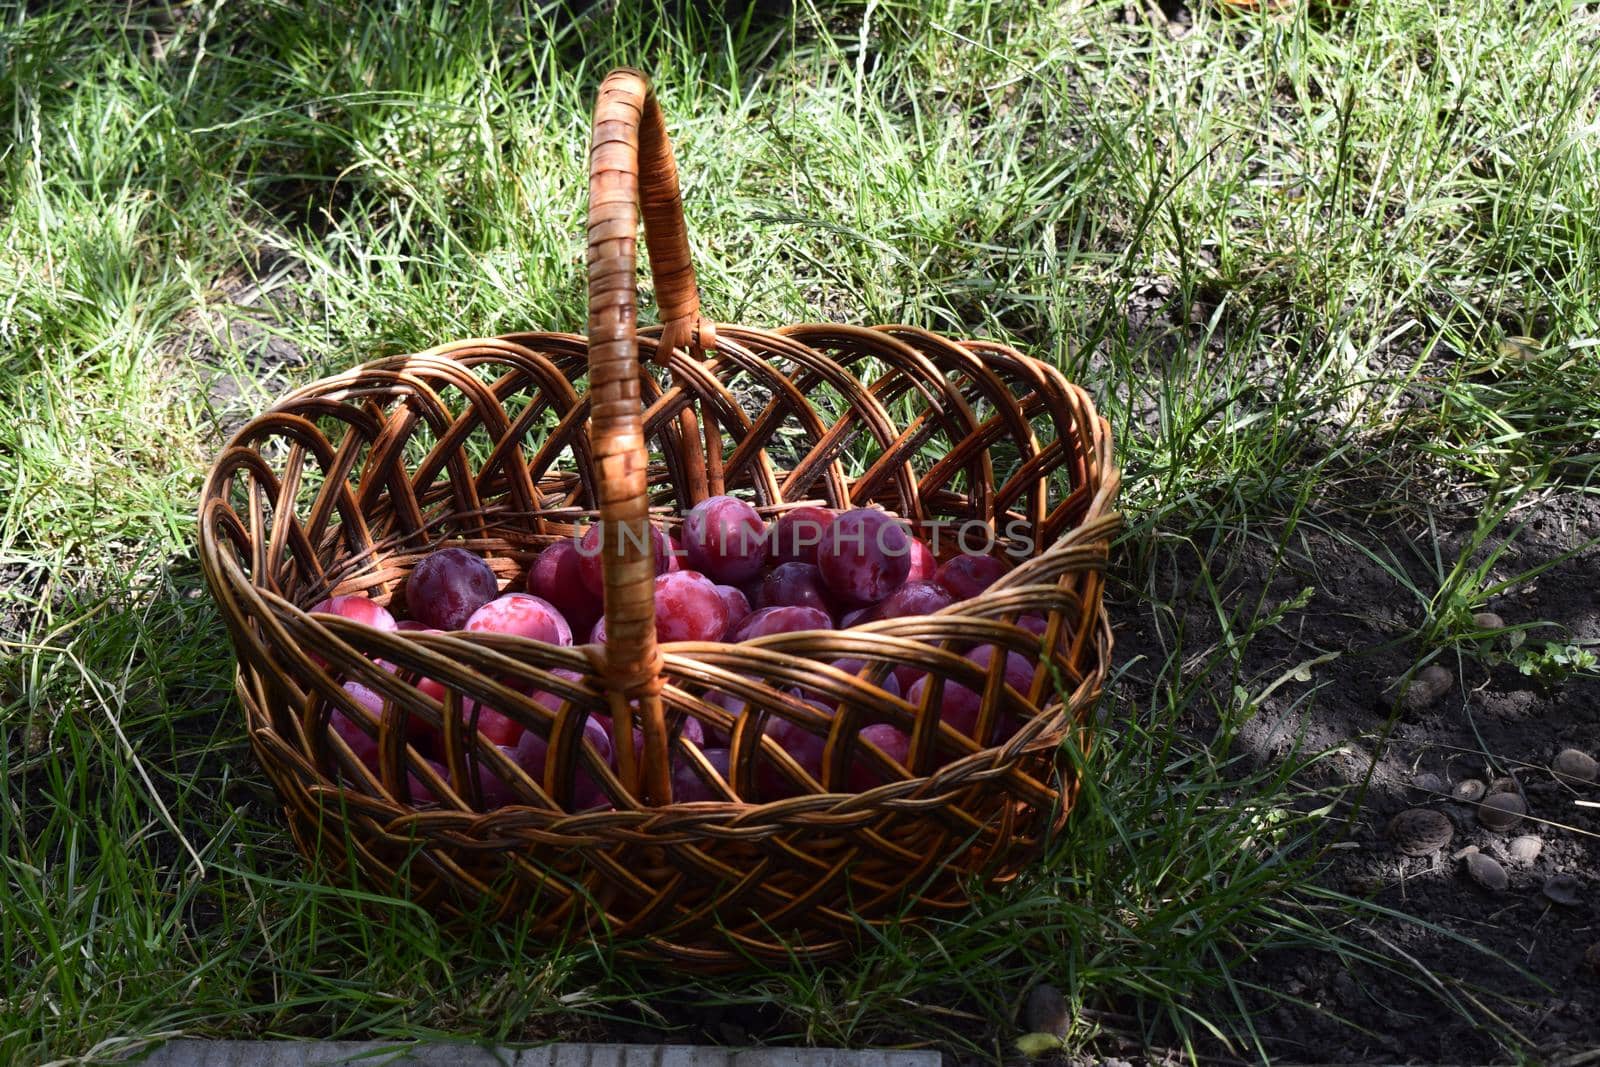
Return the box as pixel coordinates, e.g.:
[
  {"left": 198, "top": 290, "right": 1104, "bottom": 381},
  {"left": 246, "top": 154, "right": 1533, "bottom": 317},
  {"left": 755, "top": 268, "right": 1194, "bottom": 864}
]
[{"left": 198, "top": 69, "right": 1120, "bottom": 969}]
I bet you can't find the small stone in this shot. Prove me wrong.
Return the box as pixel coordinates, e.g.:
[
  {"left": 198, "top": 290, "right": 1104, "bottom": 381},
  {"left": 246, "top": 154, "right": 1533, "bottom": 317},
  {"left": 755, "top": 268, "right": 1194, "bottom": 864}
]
[
  {"left": 1451, "top": 779, "right": 1486, "bottom": 802},
  {"left": 1543, "top": 874, "right": 1583, "bottom": 907},
  {"left": 1390, "top": 665, "right": 1453, "bottom": 713},
  {"left": 1472, "top": 611, "right": 1505, "bottom": 632},
  {"left": 1465, "top": 852, "right": 1509, "bottom": 892},
  {"left": 1486, "top": 776, "right": 1519, "bottom": 795},
  {"left": 1478, "top": 793, "right": 1526, "bottom": 832},
  {"left": 1346, "top": 869, "right": 1387, "bottom": 895},
  {"left": 1023, "top": 982, "right": 1070, "bottom": 1039},
  {"left": 1412, "top": 772, "right": 1444, "bottom": 795},
  {"left": 1552, "top": 749, "right": 1599, "bottom": 784},
  {"left": 1507, "top": 836, "right": 1543, "bottom": 867},
  {"left": 1388, "top": 808, "right": 1454, "bottom": 856},
  {"left": 1585, "top": 943, "right": 1600, "bottom": 975}
]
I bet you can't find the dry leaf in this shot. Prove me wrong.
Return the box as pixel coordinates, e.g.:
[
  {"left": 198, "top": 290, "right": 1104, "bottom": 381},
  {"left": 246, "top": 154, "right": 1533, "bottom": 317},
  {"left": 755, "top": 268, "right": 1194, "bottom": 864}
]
[{"left": 1016, "top": 1031, "right": 1067, "bottom": 1058}]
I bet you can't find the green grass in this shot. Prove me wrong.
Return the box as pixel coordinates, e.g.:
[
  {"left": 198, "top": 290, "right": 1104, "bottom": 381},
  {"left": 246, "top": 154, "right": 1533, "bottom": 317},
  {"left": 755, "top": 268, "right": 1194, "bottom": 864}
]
[{"left": 3, "top": 0, "right": 1599, "bottom": 1063}]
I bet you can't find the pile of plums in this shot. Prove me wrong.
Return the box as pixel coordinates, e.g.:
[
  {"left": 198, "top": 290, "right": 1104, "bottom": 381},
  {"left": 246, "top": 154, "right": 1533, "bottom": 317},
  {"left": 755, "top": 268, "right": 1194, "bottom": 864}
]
[{"left": 311, "top": 497, "right": 1051, "bottom": 811}]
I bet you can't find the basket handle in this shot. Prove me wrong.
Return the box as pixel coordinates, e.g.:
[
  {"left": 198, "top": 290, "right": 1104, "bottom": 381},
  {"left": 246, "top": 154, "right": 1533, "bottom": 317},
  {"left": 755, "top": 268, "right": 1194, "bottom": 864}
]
[{"left": 587, "top": 68, "right": 712, "bottom": 803}]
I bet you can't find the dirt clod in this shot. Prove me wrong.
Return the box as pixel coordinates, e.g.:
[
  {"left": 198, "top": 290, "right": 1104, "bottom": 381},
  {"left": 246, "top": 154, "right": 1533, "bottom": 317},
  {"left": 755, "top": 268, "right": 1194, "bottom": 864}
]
[
  {"left": 1507, "top": 836, "right": 1544, "bottom": 867},
  {"left": 1486, "top": 776, "right": 1519, "bottom": 795},
  {"left": 1412, "top": 772, "right": 1444, "bottom": 795},
  {"left": 1390, "top": 665, "right": 1453, "bottom": 713},
  {"left": 1388, "top": 808, "right": 1454, "bottom": 856},
  {"left": 1024, "top": 982, "right": 1070, "bottom": 1039},
  {"left": 1451, "top": 779, "right": 1486, "bottom": 802},
  {"left": 1478, "top": 793, "right": 1527, "bottom": 831},
  {"left": 1465, "top": 852, "right": 1509, "bottom": 892},
  {"left": 1543, "top": 874, "right": 1583, "bottom": 908},
  {"left": 1552, "top": 749, "right": 1598, "bottom": 784}
]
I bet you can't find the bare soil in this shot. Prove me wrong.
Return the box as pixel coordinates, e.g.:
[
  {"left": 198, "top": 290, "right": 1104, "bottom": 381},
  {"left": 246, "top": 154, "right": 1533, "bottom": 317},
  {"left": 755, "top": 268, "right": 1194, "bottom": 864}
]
[{"left": 1111, "top": 490, "right": 1600, "bottom": 1063}]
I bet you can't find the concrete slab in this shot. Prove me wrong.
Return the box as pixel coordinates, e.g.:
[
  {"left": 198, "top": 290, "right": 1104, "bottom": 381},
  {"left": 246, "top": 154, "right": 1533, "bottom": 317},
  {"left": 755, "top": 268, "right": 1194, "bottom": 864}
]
[{"left": 132, "top": 1041, "right": 940, "bottom": 1067}]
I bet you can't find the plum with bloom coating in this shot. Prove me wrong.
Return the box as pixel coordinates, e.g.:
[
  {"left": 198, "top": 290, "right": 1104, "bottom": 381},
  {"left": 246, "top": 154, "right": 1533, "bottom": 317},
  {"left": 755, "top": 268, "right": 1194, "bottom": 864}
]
[
  {"left": 714, "top": 584, "right": 751, "bottom": 637},
  {"left": 756, "top": 562, "right": 836, "bottom": 617},
  {"left": 465, "top": 592, "right": 572, "bottom": 646},
  {"left": 768, "top": 506, "right": 835, "bottom": 567},
  {"left": 847, "top": 723, "right": 911, "bottom": 792},
  {"left": 730, "top": 605, "right": 832, "bottom": 641},
  {"left": 407, "top": 547, "right": 499, "bottom": 630},
  {"left": 310, "top": 594, "right": 397, "bottom": 632},
  {"left": 906, "top": 645, "right": 1035, "bottom": 739},
  {"left": 308, "top": 595, "right": 396, "bottom": 666},
  {"left": 654, "top": 570, "right": 729, "bottom": 642},
  {"left": 509, "top": 714, "right": 614, "bottom": 810},
  {"left": 792, "top": 657, "right": 901, "bottom": 709},
  {"left": 576, "top": 523, "right": 672, "bottom": 595},
  {"left": 906, "top": 538, "right": 937, "bottom": 582},
  {"left": 935, "top": 553, "right": 1008, "bottom": 601},
  {"left": 682, "top": 495, "right": 767, "bottom": 583},
  {"left": 671, "top": 747, "right": 731, "bottom": 802},
  {"left": 870, "top": 579, "right": 953, "bottom": 620},
  {"left": 526, "top": 540, "right": 600, "bottom": 636},
  {"left": 757, "top": 705, "right": 828, "bottom": 799},
  {"left": 818, "top": 508, "right": 912, "bottom": 605}
]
